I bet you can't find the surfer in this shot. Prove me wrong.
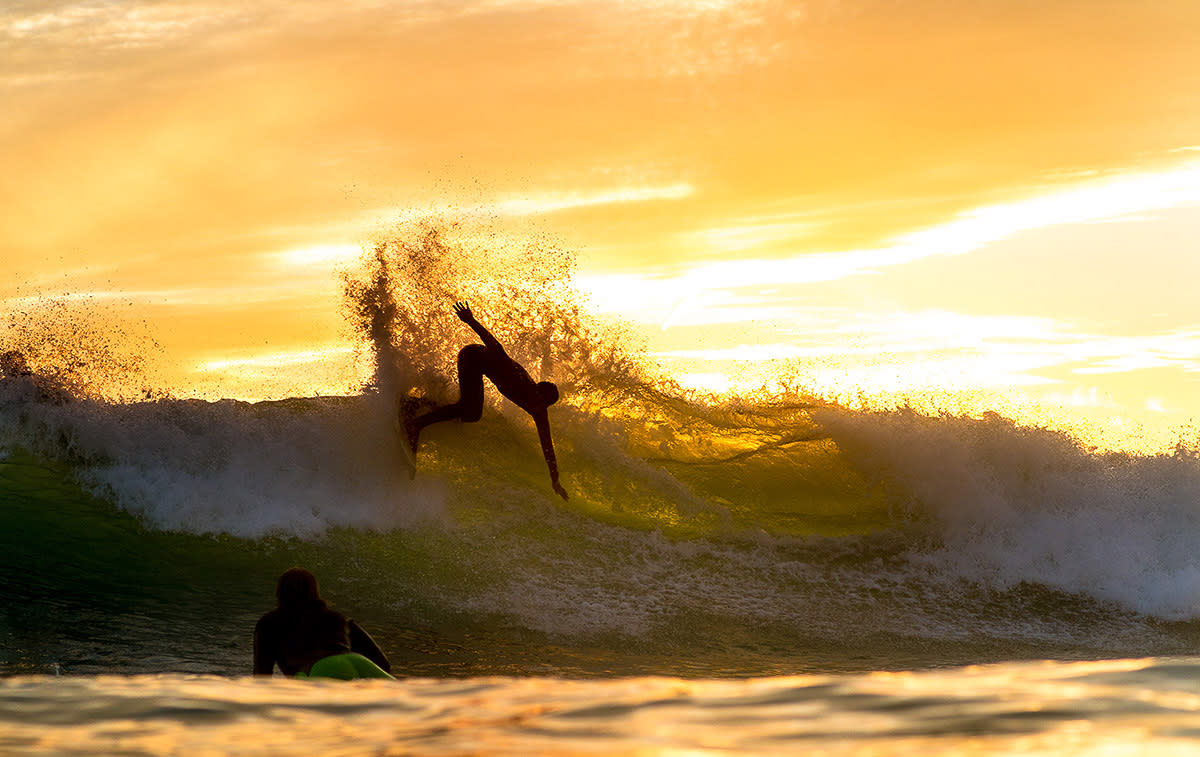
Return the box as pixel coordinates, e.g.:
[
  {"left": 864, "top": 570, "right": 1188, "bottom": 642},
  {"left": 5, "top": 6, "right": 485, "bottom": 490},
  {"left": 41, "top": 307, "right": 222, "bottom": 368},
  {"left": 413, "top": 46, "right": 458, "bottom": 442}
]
[
  {"left": 405, "top": 302, "right": 569, "bottom": 501},
  {"left": 253, "top": 567, "right": 394, "bottom": 680}
]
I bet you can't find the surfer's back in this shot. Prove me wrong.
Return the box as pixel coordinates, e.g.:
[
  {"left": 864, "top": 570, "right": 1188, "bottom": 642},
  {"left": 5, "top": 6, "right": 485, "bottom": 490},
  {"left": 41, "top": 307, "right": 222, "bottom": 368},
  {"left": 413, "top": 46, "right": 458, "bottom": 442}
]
[{"left": 254, "top": 601, "right": 352, "bottom": 676}]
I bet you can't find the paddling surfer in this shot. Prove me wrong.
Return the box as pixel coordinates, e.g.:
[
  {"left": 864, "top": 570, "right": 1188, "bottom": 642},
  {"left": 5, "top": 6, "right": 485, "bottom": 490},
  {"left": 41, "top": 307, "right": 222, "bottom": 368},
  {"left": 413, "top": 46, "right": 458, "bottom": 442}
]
[
  {"left": 253, "top": 568, "right": 393, "bottom": 679},
  {"left": 405, "top": 302, "right": 568, "bottom": 501}
]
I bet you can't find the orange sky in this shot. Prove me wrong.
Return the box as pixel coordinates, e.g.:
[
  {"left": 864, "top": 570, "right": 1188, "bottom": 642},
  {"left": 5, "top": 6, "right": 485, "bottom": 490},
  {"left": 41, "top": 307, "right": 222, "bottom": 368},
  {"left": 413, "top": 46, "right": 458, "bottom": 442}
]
[{"left": 3, "top": 1, "right": 1200, "bottom": 449}]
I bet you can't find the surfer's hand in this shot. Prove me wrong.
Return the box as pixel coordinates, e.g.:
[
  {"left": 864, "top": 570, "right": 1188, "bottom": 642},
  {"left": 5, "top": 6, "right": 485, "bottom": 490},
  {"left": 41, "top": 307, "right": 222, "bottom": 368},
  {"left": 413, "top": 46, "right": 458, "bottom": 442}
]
[
  {"left": 552, "top": 480, "right": 569, "bottom": 501},
  {"left": 453, "top": 302, "right": 474, "bottom": 323}
]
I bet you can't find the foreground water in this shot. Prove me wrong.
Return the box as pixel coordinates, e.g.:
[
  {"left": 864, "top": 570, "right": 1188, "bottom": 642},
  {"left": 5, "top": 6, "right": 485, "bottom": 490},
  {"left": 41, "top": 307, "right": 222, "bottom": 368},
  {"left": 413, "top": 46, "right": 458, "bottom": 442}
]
[{"left": 6, "top": 658, "right": 1200, "bottom": 755}]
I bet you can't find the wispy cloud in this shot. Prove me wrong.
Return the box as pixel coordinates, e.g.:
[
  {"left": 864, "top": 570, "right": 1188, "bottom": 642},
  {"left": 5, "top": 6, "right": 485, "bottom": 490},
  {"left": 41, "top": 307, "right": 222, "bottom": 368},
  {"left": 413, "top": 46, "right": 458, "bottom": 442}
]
[
  {"left": 682, "top": 213, "right": 819, "bottom": 255},
  {"left": 654, "top": 307, "right": 1200, "bottom": 399},
  {"left": 489, "top": 183, "right": 695, "bottom": 215},
  {"left": 196, "top": 345, "right": 353, "bottom": 372},
  {"left": 580, "top": 160, "right": 1200, "bottom": 328},
  {"left": 1, "top": 1, "right": 243, "bottom": 63},
  {"left": 258, "top": 182, "right": 696, "bottom": 253}
]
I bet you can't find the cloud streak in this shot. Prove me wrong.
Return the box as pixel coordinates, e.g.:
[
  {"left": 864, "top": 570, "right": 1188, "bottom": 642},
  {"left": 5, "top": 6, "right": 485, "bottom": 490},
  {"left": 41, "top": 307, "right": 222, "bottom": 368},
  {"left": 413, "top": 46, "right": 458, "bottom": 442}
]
[{"left": 580, "top": 159, "right": 1200, "bottom": 328}]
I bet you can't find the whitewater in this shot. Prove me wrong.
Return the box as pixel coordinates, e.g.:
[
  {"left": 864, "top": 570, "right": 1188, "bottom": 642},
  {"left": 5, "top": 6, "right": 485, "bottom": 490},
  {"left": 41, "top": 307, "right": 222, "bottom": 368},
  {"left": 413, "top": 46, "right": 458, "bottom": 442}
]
[{"left": 5, "top": 225, "right": 1200, "bottom": 754}]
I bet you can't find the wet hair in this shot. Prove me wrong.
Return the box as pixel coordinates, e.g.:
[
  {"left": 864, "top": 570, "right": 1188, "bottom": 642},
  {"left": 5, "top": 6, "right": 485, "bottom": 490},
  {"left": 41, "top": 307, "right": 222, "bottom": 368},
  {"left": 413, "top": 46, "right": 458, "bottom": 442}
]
[
  {"left": 276, "top": 567, "right": 322, "bottom": 608},
  {"left": 536, "top": 381, "right": 559, "bottom": 407}
]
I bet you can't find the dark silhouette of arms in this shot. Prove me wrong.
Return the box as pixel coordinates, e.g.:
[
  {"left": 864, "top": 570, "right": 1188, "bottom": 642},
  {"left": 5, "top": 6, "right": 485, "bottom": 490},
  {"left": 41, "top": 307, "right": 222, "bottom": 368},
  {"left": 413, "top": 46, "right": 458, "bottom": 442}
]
[
  {"left": 535, "top": 410, "right": 568, "bottom": 500},
  {"left": 454, "top": 302, "right": 505, "bottom": 354}
]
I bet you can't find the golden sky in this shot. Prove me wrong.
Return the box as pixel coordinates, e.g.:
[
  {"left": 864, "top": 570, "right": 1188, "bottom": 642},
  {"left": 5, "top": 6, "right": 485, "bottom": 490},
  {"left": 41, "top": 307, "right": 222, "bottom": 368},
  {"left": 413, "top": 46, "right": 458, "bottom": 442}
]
[{"left": 3, "top": 0, "right": 1200, "bottom": 448}]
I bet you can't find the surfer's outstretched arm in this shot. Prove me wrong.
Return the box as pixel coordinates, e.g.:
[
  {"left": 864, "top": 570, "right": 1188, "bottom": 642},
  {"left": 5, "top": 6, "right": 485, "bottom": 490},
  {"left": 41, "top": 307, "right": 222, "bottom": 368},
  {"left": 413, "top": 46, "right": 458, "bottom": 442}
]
[
  {"left": 534, "top": 410, "right": 568, "bottom": 500},
  {"left": 454, "top": 302, "right": 505, "bottom": 354}
]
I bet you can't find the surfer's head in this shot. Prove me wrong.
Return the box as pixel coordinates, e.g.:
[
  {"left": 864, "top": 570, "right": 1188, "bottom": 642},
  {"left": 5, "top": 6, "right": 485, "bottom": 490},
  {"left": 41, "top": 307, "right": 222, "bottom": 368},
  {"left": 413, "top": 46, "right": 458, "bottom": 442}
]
[
  {"left": 535, "top": 381, "right": 559, "bottom": 408},
  {"left": 276, "top": 567, "right": 322, "bottom": 608}
]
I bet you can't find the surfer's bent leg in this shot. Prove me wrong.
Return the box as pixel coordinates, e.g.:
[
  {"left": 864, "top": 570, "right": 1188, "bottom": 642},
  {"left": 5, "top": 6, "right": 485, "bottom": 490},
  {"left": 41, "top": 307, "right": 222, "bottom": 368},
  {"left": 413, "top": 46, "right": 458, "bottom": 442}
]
[{"left": 411, "top": 344, "right": 488, "bottom": 431}]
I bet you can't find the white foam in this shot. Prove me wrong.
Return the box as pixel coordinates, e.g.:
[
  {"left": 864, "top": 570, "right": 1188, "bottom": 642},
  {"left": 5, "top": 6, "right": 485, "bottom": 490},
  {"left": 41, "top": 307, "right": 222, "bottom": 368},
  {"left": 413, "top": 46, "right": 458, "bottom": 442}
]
[
  {"left": 814, "top": 406, "right": 1200, "bottom": 619},
  {"left": 2, "top": 393, "right": 447, "bottom": 539}
]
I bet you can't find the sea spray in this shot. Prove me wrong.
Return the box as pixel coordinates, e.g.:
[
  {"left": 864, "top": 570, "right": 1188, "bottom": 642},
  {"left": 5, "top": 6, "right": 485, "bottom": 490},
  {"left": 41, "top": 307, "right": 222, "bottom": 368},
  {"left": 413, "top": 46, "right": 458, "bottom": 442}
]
[
  {"left": 1, "top": 295, "right": 164, "bottom": 403},
  {"left": 813, "top": 405, "right": 1200, "bottom": 618},
  {"left": 340, "top": 218, "right": 644, "bottom": 404}
]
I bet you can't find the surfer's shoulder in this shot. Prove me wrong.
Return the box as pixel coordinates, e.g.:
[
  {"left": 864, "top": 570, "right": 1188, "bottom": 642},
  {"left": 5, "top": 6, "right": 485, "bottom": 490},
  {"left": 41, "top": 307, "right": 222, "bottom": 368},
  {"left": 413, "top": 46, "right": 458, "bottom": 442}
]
[{"left": 254, "top": 608, "right": 281, "bottom": 634}]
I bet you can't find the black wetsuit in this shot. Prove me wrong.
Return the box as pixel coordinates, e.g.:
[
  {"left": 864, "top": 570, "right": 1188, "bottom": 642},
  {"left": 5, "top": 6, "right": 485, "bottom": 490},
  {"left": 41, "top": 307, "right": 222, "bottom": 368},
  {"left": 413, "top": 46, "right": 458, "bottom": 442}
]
[
  {"left": 412, "top": 345, "right": 557, "bottom": 476},
  {"left": 253, "top": 599, "right": 391, "bottom": 676},
  {"left": 407, "top": 305, "right": 566, "bottom": 500},
  {"left": 445, "top": 343, "right": 541, "bottom": 421}
]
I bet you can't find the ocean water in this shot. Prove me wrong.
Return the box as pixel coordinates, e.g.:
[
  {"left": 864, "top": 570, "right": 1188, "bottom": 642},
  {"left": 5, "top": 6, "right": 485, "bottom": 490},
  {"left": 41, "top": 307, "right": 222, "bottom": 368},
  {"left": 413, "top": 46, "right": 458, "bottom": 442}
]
[
  {"left": 4, "top": 373, "right": 1200, "bottom": 754},
  {"left": 7, "top": 659, "right": 1200, "bottom": 755},
  {"left": 5, "top": 237, "right": 1200, "bottom": 754}
]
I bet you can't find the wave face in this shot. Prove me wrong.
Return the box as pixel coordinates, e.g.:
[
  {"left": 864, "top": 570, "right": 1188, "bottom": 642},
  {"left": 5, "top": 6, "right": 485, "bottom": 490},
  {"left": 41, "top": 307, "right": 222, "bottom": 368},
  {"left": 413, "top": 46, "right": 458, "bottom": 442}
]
[
  {"left": 3, "top": 224, "right": 1200, "bottom": 676},
  {"left": 4, "top": 374, "right": 1200, "bottom": 677}
]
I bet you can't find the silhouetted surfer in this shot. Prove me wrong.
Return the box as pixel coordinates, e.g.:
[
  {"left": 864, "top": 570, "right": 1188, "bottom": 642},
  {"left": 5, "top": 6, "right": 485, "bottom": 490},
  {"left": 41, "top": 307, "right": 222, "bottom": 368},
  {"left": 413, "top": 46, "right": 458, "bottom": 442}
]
[
  {"left": 406, "top": 302, "right": 568, "bottom": 501},
  {"left": 253, "top": 568, "right": 394, "bottom": 680}
]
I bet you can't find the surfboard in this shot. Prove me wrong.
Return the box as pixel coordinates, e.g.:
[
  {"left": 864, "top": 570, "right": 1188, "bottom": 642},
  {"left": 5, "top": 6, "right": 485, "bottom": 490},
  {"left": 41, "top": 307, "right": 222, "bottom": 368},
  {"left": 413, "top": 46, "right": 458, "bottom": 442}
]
[
  {"left": 394, "top": 409, "right": 417, "bottom": 479},
  {"left": 395, "top": 396, "right": 435, "bottom": 480}
]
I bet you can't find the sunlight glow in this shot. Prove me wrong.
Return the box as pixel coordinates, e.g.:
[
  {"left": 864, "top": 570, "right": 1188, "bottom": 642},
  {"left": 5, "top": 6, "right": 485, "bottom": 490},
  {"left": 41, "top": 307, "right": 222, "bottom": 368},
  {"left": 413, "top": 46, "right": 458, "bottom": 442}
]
[
  {"left": 579, "top": 160, "right": 1200, "bottom": 329},
  {"left": 653, "top": 343, "right": 807, "bottom": 362},
  {"left": 1145, "top": 397, "right": 1168, "bottom": 413},
  {"left": 676, "top": 372, "right": 734, "bottom": 394},
  {"left": 686, "top": 216, "right": 816, "bottom": 255}
]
